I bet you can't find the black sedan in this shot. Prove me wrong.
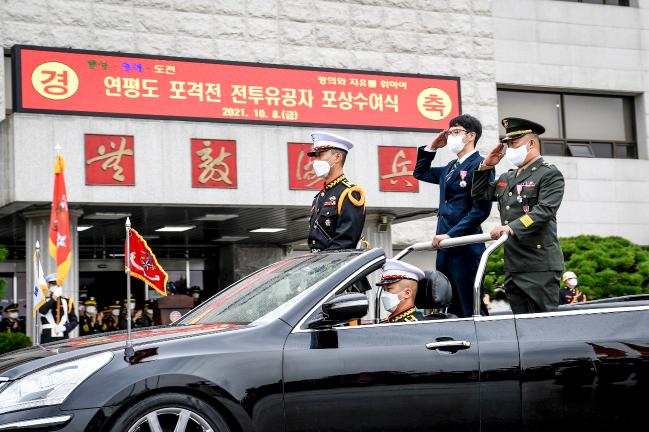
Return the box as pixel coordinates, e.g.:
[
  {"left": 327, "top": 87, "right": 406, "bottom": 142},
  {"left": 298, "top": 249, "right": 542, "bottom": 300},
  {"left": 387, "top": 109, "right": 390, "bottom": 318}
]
[{"left": 0, "top": 237, "right": 648, "bottom": 431}]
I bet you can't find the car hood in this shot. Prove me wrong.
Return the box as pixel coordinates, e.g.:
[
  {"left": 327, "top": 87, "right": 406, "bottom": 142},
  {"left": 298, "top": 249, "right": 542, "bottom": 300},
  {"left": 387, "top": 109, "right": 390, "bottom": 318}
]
[{"left": 0, "top": 323, "right": 243, "bottom": 379}]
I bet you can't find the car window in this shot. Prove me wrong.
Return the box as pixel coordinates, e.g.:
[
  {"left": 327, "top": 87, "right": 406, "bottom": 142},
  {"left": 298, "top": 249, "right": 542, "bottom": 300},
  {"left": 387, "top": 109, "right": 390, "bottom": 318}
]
[{"left": 178, "top": 252, "right": 360, "bottom": 326}]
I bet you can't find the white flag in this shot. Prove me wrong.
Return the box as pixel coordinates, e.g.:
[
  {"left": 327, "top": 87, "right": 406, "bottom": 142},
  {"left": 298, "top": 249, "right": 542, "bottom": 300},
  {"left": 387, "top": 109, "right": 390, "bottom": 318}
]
[{"left": 32, "top": 252, "right": 48, "bottom": 317}]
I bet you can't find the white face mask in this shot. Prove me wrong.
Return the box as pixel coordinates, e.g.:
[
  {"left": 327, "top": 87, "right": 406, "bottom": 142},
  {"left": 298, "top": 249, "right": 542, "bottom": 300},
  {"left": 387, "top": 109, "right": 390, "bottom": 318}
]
[
  {"left": 146, "top": 309, "right": 154, "bottom": 315},
  {"left": 312, "top": 159, "right": 332, "bottom": 178},
  {"left": 447, "top": 134, "right": 466, "bottom": 155},
  {"left": 9, "top": 312, "right": 18, "bottom": 319},
  {"left": 505, "top": 141, "right": 530, "bottom": 168},
  {"left": 51, "top": 286, "right": 63, "bottom": 298},
  {"left": 192, "top": 293, "right": 200, "bottom": 299},
  {"left": 79, "top": 305, "right": 85, "bottom": 312},
  {"left": 112, "top": 309, "right": 120, "bottom": 316},
  {"left": 130, "top": 303, "right": 136, "bottom": 310},
  {"left": 86, "top": 306, "right": 97, "bottom": 315},
  {"left": 567, "top": 278, "right": 578, "bottom": 287},
  {"left": 380, "top": 291, "right": 401, "bottom": 313}
]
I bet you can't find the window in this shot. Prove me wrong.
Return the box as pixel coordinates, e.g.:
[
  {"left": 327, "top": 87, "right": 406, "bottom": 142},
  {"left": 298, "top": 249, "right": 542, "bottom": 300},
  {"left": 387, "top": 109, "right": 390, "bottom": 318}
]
[{"left": 497, "top": 89, "right": 637, "bottom": 159}]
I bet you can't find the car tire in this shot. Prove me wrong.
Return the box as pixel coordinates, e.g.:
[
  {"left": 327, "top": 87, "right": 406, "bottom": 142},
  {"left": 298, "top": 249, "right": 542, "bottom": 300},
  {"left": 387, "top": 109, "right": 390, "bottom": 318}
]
[{"left": 109, "top": 392, "right": 231, "bottom": 432}]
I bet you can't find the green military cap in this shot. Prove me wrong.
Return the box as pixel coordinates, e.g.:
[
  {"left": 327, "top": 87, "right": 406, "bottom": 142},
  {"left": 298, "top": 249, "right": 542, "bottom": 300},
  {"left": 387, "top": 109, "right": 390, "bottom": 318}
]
[
  {"left": 501, "top": 117, "right": 545, "bottom": 142},
  {"left": 5, "top": 303, "right": 18, "bottom": 313}
]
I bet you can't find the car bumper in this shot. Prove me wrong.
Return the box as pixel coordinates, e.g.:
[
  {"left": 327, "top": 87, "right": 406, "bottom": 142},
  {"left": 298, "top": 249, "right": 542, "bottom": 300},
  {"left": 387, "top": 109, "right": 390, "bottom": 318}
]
[{"left": 0, "top": 406, "right": 105, "bottom": 431}]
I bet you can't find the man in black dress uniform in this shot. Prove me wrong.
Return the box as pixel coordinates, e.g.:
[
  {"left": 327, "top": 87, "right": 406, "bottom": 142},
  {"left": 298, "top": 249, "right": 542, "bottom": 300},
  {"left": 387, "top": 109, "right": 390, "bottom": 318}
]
[
  {"left": 39, "top": 273, "right": 78, "bottom": 343},
  {"left": 377, "top": 259, "right": 426, "bottom": 323},
  {"left": 307, "top": 132, "right": 366, "bottom": 252}
]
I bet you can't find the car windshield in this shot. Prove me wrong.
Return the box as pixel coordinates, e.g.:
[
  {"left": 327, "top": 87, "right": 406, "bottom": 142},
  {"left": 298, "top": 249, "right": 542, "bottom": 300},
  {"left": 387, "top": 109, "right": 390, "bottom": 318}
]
[{"left": 177, "top": 251, "right": 360, "bottom": 326}]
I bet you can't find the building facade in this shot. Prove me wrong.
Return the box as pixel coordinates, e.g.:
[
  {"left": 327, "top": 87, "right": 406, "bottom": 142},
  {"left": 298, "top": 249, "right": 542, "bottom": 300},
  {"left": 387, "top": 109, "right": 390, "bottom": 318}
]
[{"left": 1, "top": 0, "right": 648, "bottom": 337}]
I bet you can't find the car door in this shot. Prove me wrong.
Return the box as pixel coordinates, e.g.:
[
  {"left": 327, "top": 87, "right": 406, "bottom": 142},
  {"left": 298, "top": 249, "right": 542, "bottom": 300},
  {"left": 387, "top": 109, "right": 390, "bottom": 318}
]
[
  {"left": 283, "top": 317, "right": 480, "bottom": 432},
  {"left": 515, "top": 303, "right": 649, "bottom": 431}
]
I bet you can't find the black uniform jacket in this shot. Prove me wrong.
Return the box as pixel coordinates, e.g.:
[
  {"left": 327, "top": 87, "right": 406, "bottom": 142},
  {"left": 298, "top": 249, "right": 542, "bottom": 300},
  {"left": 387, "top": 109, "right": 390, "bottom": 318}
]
[
  {"left": 308, "top": 174, "right": 366, "bottom": 252},
  {"left": 387, "top": 306, "right": 424, "bottom": 323},
  {"left": 472, "top": 157, "right": 565, "bottom": 273}
]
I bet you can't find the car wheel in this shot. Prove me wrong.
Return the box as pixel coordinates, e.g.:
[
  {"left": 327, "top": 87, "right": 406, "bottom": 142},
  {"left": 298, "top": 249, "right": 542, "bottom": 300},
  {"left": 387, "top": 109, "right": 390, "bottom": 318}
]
[{"left": 110, "top": 392, "right": 231, "bottom": 432}]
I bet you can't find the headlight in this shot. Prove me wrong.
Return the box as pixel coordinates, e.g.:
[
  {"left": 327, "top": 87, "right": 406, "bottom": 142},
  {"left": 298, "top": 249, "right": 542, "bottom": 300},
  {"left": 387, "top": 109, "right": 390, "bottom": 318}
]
[{"left": 0, "top": 351, "right": 113, "bottom": 415}]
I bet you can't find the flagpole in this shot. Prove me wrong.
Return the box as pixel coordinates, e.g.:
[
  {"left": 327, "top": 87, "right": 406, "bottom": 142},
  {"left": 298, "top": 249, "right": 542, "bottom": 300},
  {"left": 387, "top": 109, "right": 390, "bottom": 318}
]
[
  {"left": 34, "top": 241, "right": 41, "bottom": 347},
  {"left": 125, "top": 217, "right": 134, "bottom": 358}
]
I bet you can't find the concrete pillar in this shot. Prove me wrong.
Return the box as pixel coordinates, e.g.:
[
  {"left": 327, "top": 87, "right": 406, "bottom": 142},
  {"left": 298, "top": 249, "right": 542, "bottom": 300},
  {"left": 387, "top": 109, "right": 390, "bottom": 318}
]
[
  {"left": 218, "top": 244, "right": 287, "bottom": 291},
  {"left": 23, "top": 208, "right": 82, "bottom": 341}
]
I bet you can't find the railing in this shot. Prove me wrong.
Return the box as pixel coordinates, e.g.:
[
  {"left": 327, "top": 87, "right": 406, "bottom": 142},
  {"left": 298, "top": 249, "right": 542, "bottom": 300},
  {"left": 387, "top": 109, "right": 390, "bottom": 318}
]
[{"left": 394, "top": 233, "right": 509, "bottom": 317}]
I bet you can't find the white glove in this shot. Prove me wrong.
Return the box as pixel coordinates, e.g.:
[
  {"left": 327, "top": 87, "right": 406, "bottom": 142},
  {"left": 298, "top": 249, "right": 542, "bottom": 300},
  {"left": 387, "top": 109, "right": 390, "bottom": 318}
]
[{"left": 55, "top": 324, "right": 67, "bottom": 333}]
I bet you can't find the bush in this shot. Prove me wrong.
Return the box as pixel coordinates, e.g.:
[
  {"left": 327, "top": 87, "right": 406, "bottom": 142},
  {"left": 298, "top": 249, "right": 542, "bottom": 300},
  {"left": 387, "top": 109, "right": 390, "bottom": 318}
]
[
  {"left": 0, "top": 332, "right": 32, "bottom": 354},
  {"left": 483, "top": 235, "right": 649, "bottom": 300}
]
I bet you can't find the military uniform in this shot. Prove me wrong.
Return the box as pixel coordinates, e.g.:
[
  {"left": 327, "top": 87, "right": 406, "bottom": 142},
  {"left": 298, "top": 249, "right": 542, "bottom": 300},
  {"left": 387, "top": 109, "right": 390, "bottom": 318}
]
[
  {"left": 472, "top": 118, "right": 565, "bottom": 314},
  {"left": 79, "top": 298, "right": 105, "bottom": 335},
  {"left": 39, "top": 296, "right": 78, "bottom": 343},
  {"left": 1, "top": 304, "right": 24, "bottom": 333},
  {"left": 559, "top": 287, "right": 587, "bottom": 304},
  {"left": 386, "top": 306, "right": 424, "bottom": 323},
  {"left": 306, "top": 131, "right": 366, "bottom": 252},
  {"left": 308, "top": 174, "right": 366, "bottom": 251}
]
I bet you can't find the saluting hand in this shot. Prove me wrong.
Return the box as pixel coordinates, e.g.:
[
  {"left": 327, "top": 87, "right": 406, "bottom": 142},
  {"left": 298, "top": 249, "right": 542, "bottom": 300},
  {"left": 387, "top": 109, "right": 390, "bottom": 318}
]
[
  {"left": 483, "top": 143, "right": 506, "bottom": 167},
  {"left": 429, "top": 129, "right": 449, "bottom": 150}
]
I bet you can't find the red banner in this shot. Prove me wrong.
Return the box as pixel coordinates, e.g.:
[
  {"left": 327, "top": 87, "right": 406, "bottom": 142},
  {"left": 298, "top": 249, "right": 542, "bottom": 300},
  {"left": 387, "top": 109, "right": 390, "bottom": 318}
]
[
  {"left": 85, "top": 134, "right": 135, "bottom": 185},
  {"left": 287, "top": 143, "right": 323, "bottom": 190},
  {"left": 49, "top": 155, "right": 72, "bottom": 286},
  {"left": 191, "top": 139, "right": 238, "bottom": 188},
  {"left": 125, "top": 228, "right": 168, "bottom": 296},
  {"left": 378, "top": 146, "right": 419, "bottom": 192},
  {"left": 14, "top": 46, "right": 461, "bottom": 131}
]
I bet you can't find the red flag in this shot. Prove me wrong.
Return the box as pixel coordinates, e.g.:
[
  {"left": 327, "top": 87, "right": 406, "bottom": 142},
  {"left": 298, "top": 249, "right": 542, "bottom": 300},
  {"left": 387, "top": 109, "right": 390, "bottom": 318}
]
[
  {"left": 125, "top": 228, "right": 168, "bottom": 296},
  {"left": 49, "top": 155, "right": 71, "bottom": 286}
]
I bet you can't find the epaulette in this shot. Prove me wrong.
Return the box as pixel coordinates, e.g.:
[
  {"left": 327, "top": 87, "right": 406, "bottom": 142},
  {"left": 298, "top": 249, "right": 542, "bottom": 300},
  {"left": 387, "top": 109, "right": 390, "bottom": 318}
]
[{"left": 342, "top": 178, "right": 355, "bottom": 188}]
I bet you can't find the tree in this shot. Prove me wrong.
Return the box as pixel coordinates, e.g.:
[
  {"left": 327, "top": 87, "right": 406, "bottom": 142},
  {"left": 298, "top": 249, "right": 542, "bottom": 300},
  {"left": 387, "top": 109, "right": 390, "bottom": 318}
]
[{"left": 483, "top": 236, "right": 649, "bottom": 300}]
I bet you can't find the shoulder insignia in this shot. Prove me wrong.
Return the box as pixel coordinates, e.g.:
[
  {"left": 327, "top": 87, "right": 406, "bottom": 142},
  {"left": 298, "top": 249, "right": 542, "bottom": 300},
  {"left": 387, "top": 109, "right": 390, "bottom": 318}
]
[
  {"left": 338, "top": 186, "right": 365, "bottom": 213},
  {"left": 342, "top": 178, "right": 355, "bottom": 188}
]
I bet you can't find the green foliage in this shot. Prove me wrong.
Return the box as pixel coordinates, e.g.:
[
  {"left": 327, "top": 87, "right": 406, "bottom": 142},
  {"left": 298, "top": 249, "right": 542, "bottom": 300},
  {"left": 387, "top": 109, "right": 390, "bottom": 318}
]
[
  {"left": 0, "top": 332, "right": 32, "bottom": 354},
  {"left": 483, "top": 235, "right": 649, "bottom": 300}
]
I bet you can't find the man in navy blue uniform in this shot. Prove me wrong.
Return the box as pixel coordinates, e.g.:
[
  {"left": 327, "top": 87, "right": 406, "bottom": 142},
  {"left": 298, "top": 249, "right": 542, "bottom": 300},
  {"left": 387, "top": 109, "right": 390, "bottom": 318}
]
[{"left": 413, "top": 114, "right": 494, "bottom": 317}]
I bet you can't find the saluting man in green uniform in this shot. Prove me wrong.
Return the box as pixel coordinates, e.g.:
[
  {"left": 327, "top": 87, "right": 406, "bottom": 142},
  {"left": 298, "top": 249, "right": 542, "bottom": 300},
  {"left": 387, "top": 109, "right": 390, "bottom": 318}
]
[{"left": 472, "top": 117, "right": 565, "bottom": 314}]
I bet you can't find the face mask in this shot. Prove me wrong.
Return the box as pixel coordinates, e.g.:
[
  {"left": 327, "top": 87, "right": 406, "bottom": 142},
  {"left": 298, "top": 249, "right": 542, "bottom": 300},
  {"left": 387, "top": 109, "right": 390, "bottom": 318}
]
[
  {"left": 380, "top": 291, "right": 401, "bottom": 313},
  {"left": 79, "top": 305, "right": 85, "bottom": 313},
  {"left": 130, "top": 303, "right": 136, "bottom": 310},
  {"left": 505, "top": 141, "right": 530, "bottom": 168},
  {"left": 567, "top": 278, "right": 578, "bottom": 287},
  {"left": 312, "top": 159, "right": 331, "bottom": 178},
  {"left": 112, "top": 309, "right": 120, "bottom": 316},
  {"left": 51, "top": 286, "right": 63, "bottom": 298},
  {"left": 86, "top": 306, "right": 97, "bottom": 315},
  {"left": 9, "top": 312, "right": 18, "bottom": 319},
  {"left": 447, "top": 134, "right": 466, "bottom": 155},
  {"left": 146, "top": 309, "right": 154, "bottom": 315},
  {"left": 192, "top": 293, "right": 200, "bottom": 299}
]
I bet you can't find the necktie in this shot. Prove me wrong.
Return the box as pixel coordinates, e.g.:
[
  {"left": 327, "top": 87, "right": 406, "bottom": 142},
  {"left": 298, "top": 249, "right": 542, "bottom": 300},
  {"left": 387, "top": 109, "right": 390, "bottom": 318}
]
[{"left": 445, "top": 160, "right": 460, "bottom": 182}]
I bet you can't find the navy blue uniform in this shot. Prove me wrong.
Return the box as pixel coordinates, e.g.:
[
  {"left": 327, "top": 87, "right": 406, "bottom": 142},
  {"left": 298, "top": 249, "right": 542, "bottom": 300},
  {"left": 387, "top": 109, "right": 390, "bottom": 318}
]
[{"left": 413, "top": 147, "right": 493, "bottom": 317}]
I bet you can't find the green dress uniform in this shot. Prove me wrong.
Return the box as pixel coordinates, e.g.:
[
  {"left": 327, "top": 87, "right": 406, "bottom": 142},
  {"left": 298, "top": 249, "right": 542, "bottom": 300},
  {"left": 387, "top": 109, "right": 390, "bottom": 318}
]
[
  {"left": 308, "top": 174, "right": 366, "bottom": 252},
  {"left": 472, "top": 118, "right": 565, "bottom": 314}
]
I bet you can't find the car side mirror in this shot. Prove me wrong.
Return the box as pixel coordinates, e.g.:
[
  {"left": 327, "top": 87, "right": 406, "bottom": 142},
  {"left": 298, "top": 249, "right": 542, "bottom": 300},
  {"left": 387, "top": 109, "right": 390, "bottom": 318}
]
[{"left": 307, "top": 293, "right": 369, "bottom": 329}]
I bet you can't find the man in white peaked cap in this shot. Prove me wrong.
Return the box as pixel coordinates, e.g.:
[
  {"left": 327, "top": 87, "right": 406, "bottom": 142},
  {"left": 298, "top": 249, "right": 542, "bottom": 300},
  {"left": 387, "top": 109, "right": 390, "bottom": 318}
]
[
  {"left": 307, "top": 131, "right": 366, "bottom": 252},
  {"left": 377, "top": 259, "right": 426, "bottom": 323}
]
